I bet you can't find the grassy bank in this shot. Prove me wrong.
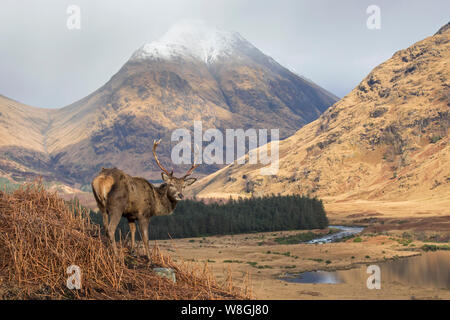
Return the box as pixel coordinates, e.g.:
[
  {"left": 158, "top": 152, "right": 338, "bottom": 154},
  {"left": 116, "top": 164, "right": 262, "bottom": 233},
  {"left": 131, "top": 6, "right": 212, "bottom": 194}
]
[{"left": 0, "top": 181, "right": 249, "bottom": 300}]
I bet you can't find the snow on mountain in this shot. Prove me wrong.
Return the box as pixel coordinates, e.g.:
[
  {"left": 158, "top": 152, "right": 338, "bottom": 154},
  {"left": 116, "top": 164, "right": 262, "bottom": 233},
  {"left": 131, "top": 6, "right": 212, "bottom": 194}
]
[
  {"left": 0, "top": 20, "right": 339, "bottom": 186},
  {"left": 130, "top": 20, "right": 251, "bottom": 63}
]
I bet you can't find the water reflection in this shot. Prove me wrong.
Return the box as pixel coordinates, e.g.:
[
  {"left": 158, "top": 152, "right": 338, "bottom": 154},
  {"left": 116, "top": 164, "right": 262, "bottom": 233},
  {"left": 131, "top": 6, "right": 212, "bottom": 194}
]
[
  {"left": 283, "top": 251, "right": 450, "bottom": 289},
  {"left": 287, "top": 270, "right": 342, "bottom": 284}
]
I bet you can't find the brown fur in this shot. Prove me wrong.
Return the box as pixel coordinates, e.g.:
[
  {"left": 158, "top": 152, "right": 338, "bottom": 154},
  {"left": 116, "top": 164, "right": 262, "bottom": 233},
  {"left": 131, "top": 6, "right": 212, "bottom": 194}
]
[
  {"left": 92, "top": 174, "right": 114, "bottom": 207},
  {"left": 92, "top": 167, "right": 196, "bottom": 261}
]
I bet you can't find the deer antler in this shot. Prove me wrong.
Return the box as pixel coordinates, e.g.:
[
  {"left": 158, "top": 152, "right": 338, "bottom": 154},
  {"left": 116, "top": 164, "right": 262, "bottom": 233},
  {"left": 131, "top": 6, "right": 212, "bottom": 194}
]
[
  {"left": 183, "top": 143, "right": 200, "bottom": 178},
  {"left": 153, "top": 139, "right": 173, "bottom": 177}
]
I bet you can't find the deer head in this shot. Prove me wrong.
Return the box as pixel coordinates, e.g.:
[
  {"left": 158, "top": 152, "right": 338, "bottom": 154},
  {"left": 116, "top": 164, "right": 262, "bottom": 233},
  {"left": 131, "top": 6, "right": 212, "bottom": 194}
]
[{"left": 153, "top": 139, "right": 198, "bottom": 201}]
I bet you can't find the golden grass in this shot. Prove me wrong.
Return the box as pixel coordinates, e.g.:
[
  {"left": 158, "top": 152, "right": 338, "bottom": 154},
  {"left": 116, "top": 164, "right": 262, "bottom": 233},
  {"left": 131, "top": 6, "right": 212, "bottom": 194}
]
[{"left": 0, "top": 181, "right": 250, "bottom": 300}]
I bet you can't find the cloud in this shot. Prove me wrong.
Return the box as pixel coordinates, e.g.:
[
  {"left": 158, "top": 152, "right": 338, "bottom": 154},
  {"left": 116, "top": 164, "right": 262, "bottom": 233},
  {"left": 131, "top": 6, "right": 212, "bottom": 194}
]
[{"left": 0, "top": 0, "right": 449, "bottom": 108}]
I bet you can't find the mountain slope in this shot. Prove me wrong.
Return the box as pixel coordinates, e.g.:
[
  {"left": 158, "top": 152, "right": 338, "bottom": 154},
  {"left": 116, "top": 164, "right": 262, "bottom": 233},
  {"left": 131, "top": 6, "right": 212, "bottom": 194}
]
[
  {"left": 0, "top": 95, "right": 56, "bottom": 182},
  {"left": 189, "top": 23, "right": 450, "bottom": 211},
  {"left": 0, "top": 20, "right": 337, "bottom": 186}
]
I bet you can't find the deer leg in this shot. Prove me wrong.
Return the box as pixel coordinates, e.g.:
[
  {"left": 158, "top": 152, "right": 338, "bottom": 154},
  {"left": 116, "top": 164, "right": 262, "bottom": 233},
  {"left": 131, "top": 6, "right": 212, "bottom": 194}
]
[
  {"left": 138, "top": 218, "right": 152, "bottom": 264},
  {"left": 128, "top": 221, "right": 136, "bottom": 254},
  {"left": 107, "top": 211, "right": 122, "bottom": 257},
  {"left": 102, "top": 211, "right": 109, "bottom": 233}
]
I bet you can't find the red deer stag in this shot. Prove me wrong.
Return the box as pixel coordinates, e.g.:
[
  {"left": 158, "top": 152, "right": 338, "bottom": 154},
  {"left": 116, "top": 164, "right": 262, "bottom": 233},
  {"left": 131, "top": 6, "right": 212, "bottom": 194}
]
[{"left": 91, "top": 139, "right": 198, "bottom": 262}]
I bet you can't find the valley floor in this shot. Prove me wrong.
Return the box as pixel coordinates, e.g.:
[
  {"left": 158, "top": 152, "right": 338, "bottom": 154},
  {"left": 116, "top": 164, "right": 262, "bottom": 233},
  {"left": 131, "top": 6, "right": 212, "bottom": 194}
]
[
  {"left": 324, "top": 197, "right": 450, "bottom": 227},
  {"left": 66, "top": 189, "right": 450, "bottom": 299},
  {"left": 146, "top": 226, "right": 450, "bottom": 300}
]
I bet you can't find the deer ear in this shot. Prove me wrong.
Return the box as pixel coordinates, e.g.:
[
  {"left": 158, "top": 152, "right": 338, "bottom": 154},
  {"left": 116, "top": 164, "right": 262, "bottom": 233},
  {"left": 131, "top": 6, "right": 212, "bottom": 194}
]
[
  {"left": 161, "top": 172, "right": 170, "bottom": 181},
  {"left": 184, "top": 177, "right": 197, "bottom": 186}
]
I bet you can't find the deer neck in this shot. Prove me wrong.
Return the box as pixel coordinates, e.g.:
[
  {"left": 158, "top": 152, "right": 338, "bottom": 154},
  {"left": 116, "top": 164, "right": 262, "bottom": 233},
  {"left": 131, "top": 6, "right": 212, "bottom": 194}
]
[{"left": 155, "top": 184, "right": 178, "bottom": 215}]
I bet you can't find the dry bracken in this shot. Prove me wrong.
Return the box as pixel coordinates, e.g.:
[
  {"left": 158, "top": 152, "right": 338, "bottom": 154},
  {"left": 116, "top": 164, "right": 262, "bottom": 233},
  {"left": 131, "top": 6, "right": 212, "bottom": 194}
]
[{"left": 0, "top": 180, "right": 250, "bottom": 300}]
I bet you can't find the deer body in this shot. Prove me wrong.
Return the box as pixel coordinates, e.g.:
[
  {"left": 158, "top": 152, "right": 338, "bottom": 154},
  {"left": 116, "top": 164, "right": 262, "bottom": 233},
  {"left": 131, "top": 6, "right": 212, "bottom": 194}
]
[{"left": 91, "top": 140, "right": 197, "bottom": 261}]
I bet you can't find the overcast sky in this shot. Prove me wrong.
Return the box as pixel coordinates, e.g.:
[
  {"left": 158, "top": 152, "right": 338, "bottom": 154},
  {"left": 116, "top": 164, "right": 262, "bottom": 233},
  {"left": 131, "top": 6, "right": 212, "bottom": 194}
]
[{"left": 0, "top": 0, "right": 449, "bottom": 108}]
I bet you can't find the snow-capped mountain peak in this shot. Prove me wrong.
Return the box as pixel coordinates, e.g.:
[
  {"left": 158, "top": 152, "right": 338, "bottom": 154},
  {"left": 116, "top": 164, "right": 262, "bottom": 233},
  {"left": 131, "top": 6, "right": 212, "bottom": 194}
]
[{"left": 131, "top": 20, "right": 249, "bottom": 63}]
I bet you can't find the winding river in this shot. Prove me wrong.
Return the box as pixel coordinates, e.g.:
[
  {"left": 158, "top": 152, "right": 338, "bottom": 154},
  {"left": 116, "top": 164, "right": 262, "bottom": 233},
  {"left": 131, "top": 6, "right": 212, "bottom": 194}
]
[
  {"left": 307, "top": 225, "right": 365, "bottom": 244},
  {"left": 282, "top": 251, "right": 450, "bottom": 289},
  {"left": 285, "top": 225, "right": 450, "bottom": 290}
]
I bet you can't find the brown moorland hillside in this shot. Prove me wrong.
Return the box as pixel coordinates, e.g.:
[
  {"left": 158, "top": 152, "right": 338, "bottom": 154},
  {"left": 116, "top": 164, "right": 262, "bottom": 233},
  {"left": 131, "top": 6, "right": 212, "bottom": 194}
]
[
  {"left": 0, "top": 95, "right": 58, "bottom": 183},
  {"left": 189, "top": 22, "right": 450, "bottom": 219},
  {"left": 0, "top": 181, "right": 249, "bottom": 299}
]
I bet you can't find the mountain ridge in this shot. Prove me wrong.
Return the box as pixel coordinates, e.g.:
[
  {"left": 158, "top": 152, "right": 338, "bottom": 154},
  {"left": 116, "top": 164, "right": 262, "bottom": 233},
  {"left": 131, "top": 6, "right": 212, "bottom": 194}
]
[
  {"left": 188, "top": 22, "right": 450, "bottom": 213},
  {"left": 0, "top": 21, "right": 337, "bottom": 187}
]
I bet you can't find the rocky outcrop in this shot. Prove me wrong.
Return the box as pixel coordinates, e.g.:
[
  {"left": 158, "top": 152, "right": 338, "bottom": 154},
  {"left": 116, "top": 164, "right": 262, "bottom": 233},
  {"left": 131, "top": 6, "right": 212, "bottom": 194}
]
[{"left": 190, "top": 22, "right": 450, "bottom": 204}]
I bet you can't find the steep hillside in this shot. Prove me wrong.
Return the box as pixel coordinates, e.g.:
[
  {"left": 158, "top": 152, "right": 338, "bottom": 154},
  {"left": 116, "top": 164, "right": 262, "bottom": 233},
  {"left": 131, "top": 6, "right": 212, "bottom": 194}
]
[
  {"left": 0, "top": 95, "right": 55, "bottom": 182},
  {"left": 0, "top": 20, "right": 337, "bottom": 186},
  {"left": 190, "top": 23, "right": 450, "bottom": 214}
]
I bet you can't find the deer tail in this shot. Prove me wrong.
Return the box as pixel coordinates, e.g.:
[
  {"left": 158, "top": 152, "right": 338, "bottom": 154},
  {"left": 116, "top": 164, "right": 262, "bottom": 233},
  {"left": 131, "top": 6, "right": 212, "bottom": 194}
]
[{"left": 92, "top": 174, "right": 114, "bottom": 208}]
